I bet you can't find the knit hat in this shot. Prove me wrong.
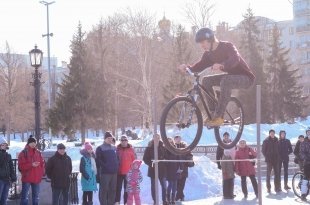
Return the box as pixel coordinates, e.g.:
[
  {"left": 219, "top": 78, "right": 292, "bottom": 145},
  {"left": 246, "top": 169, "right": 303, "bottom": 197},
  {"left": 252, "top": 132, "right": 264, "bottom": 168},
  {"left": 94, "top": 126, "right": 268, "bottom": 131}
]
[
  {"left": 131, "top": 160, "right": 142, "bottom": 169},
  {"left": 120, "top": 135, "right": 128, "bottom": 141},
  {"left": 104, "top": 131, "right": 113, "bottom": 139},
  {"left": 57, "top": 143, "right": 66, "bottom": 150},
  {"left": 84, "top": 142, "right": 93, "bottom": 150},
  {"left": 27, "top": 137, "right": 37, "bottom": 145},
  {"left": 0, "top": 137, "right": 8, "bottom": 145}
]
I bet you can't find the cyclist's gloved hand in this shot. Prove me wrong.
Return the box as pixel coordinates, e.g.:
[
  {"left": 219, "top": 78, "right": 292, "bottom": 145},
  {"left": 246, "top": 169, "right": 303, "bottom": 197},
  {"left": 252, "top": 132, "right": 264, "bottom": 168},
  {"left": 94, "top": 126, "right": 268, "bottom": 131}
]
[{"left": 178, "top": 64, "right": 188, "bottom": 74}]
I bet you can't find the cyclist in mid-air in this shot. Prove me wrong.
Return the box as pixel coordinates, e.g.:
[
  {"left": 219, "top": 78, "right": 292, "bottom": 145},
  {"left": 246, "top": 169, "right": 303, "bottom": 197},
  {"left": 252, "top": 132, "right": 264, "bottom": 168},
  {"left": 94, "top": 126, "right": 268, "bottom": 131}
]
[{"left": 179, "top": 28, "right": 255, "bottom": 126}]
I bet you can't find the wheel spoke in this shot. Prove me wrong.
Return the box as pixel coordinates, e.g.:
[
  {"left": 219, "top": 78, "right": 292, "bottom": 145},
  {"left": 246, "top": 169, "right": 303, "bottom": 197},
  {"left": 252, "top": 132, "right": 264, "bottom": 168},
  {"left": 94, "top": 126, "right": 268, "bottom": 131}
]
[
  {"left": 214, "top": 97, "right": 244, "bottom": 149},
  {"left": 160, "top": 97, "right": 203, "bottom": 155}
]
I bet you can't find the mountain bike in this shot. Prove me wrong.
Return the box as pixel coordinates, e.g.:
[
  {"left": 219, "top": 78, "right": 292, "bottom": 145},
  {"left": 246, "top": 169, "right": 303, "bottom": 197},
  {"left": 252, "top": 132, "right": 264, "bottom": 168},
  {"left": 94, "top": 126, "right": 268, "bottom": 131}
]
[
  {"left": 292, "top": 171, "right": 309, "bottom": 199},
  {"left": 160, "top": 67, "right": 244, "bottom": 155}
]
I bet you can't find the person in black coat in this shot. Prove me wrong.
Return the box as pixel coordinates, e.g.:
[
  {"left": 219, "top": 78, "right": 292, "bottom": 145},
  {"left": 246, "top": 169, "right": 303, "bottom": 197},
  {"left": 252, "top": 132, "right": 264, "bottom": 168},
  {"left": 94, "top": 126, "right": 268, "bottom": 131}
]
[
  {"left": 46, "top": 143, "right": 72, "bottom": 205},
  {"left": 294, "top": 135, "right": 305, "bottom": 171},
  {"left": 0, "top": 137, "right": 16, "bottom": 205},
  {"left": 166, "top": 138, "right": 182, "bottom": 205},
  {"left": 278, "top": 130, "right": 293, "bottom": 190},
  {"left": 262, "top": 130, "right": 281, "bottom": 193},
  {"left": 174, "top": 136, "right": 194, "bottom": 202},
  {"left": 216, "top": 132, "right": 231, "bottom": 170},
  {"left": 142, "top": 134, "right": 168, "bottom": 205}
]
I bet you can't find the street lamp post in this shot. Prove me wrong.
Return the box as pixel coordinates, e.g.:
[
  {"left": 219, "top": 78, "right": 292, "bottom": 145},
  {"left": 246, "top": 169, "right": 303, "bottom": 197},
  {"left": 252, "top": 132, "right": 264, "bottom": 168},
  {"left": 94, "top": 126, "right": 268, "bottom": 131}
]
[
  {"left": 29, "top": 45, "right": 43, "bottom": 150},
  {"left": 40, "top": 0, "right": 55, "bottom": 141}
]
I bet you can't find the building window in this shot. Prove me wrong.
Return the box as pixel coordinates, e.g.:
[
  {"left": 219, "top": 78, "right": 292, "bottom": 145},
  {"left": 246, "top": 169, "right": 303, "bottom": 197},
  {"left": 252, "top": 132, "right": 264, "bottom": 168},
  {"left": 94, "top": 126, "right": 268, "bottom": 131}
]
[{"left": 289, "top": 27, "right": 294, "bottom": 35}]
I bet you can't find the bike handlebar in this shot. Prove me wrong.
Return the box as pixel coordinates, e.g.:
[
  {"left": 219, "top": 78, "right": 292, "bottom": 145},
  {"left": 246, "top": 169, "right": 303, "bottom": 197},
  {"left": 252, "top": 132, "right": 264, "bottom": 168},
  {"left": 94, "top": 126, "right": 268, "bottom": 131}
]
[
  {"left": 186, "top": 67, "right": 211, "bottom": 77},
  {"left": 186, "top": 67, "right": 195, "bottom": 76}
]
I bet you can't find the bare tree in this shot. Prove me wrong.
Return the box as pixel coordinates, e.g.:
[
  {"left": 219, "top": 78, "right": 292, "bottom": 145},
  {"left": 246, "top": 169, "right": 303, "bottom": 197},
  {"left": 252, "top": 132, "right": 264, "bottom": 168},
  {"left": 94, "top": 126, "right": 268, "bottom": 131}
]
[
  {"left": 183, "top": 0, "right": 215, "bottom": 29},
  {"left": 0, "top": 42, "right": 26, "bottom": 144}
]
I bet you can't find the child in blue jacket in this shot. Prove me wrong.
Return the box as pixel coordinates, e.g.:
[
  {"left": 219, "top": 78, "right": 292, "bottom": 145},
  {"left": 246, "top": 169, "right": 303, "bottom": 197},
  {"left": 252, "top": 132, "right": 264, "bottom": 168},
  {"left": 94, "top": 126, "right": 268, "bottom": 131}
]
[{"left": 80, "top": 142, "right": 97, "bottom": 205}]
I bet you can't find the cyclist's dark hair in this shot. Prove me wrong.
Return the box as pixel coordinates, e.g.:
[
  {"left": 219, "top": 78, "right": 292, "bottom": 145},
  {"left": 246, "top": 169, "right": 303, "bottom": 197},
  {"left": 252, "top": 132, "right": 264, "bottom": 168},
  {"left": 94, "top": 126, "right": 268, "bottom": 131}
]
[
  {"left": 279, "top": 130, "right": 286, "bottom": 136},
  {"left": 298, "top": 135, "right": 305, "bottom": 139},
  {"left": 223, "top": 132, "right": 229, "bottom": 137},
  {"left": 195, "top": 28, "right": 215, "bottom": 43},
  {"left": 269, "top": 129, "right": 275, "bottom": 134}
]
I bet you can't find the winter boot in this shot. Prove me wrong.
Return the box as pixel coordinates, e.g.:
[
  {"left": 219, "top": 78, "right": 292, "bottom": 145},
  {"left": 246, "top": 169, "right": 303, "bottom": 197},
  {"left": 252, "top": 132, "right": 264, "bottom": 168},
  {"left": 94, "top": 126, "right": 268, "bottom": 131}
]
[
  {"left": 301, "top": 194, "right": 307, "bottom": 201},
  {"left": 163, "top": 201, "right": 169, "bottom": 205},
  {"left": 171, "top": 193, "right": 176, "bottom": 204},
  {"left": 284, "top": 184, "right": 291, "bottom": 190},
  {"left": 167, "top": 194, "right": 171, "bottom": 204}
]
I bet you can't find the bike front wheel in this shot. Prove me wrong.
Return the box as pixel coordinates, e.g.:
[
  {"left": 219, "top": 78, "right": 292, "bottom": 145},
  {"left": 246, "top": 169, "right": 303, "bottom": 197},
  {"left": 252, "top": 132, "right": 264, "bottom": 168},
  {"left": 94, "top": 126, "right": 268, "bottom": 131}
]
[
  {"left": 292, "top": 171, "right": 309, "bottom": 198},
  {"left": 160, "top": 96, "right": 203, "bottom": 155},
  {"left": 214, "top": 97, "right": 244, "bottom": 149}
]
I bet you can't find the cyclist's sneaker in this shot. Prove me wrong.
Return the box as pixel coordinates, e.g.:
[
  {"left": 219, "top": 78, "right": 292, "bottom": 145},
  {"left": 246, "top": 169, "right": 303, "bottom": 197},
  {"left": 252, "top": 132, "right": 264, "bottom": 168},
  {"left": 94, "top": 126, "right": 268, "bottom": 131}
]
[
  {"left": 284, "top": 185, "right": 291, "bottom": 190},
  {"left": 205, "top": 117, "right": 224, "bottom": 127},
  {"left": 301, "top": 194, "right": 307, "bottom": 201}
]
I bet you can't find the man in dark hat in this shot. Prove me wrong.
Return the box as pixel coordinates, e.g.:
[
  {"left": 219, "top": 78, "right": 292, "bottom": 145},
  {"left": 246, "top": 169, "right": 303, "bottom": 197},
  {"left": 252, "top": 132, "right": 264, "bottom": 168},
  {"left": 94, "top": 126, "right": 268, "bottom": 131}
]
[
  {"left": 96, "top": 132, "right": 119, "bottom": 205},
  {"left": 262, "top": 129, "right": 281, "bottom": 193},
  {"left": 18, "top": 137, "right": 45, "bottom": 205},
  {"left": 216, "top": 132, "right": 231, "bottom": 169},
  {"left": 46, "top": 143, "right": 72, "bottom": 205}
]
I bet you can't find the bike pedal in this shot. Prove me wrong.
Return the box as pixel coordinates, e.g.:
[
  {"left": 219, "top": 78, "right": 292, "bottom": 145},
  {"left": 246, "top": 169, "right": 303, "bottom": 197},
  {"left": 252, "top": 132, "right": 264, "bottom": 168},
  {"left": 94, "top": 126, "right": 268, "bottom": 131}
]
[{"left": 206, "top": 125, "right": 218, "bottom": 129}]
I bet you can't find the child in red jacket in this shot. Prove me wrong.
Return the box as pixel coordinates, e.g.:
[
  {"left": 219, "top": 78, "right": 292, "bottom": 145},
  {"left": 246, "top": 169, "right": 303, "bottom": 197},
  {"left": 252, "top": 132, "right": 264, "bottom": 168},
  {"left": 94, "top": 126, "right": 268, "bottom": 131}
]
[{"left": 126, "top": 160, "right": 143, "bottom": 205}]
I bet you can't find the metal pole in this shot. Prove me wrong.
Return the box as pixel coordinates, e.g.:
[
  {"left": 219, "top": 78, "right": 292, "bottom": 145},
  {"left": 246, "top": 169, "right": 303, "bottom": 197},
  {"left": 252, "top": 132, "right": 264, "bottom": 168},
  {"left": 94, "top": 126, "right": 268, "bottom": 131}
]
[
  {"left": 153, "top": 93, "right": 160, "bottom": 205},
  {"left": 46, "top": 3, "right": 52, "bottom": 142},
  {"left": 256, "top": 85, "right": 262, "bottom": 205},
  {"left": 34, "top": 67, "right": 41, "bottom": 150},
  {"left": 40, "top": 1, "right": 55, "bottom": 141}
]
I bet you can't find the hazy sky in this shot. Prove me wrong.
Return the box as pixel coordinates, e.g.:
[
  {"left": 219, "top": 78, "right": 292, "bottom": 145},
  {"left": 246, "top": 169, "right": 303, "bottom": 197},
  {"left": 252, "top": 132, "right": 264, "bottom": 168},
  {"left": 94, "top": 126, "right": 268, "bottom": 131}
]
[{"left": 0, "top": 0, "right": 293, "bottom": 64}]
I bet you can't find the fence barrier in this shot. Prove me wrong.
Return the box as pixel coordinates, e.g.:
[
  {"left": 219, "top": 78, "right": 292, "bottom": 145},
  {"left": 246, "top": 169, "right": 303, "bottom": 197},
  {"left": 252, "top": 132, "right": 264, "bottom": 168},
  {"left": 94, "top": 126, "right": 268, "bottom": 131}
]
[{"left": 8, "top": 159, "right": 79, "bottom": 204}]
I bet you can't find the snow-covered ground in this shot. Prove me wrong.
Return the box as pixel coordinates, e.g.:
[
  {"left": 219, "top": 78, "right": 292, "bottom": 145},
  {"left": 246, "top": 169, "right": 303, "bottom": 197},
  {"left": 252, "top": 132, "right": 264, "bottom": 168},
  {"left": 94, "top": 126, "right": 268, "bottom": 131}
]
[{"left": 5, "top": 116, "right": 310, "bottom": 204}]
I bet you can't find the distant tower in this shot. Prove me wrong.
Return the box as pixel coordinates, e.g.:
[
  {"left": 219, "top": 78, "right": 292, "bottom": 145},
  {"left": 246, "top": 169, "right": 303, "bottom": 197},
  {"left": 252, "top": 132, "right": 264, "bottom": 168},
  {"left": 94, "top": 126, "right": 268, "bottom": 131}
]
[{"left": 158, "top": 15, "right": 171, "bottom": 35}]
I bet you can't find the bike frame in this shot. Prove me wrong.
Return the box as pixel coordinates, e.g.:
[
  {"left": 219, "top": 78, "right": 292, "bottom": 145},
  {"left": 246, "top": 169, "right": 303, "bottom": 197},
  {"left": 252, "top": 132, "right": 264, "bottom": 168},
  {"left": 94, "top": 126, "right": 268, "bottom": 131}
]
[{"left": 187, "top": 74, "right": 218, "bottom": 121}]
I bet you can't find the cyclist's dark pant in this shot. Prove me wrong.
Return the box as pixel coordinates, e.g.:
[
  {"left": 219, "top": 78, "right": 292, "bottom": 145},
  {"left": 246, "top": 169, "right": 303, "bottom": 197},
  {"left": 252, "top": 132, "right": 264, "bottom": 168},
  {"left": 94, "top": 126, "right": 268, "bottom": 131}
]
[
  {"left": 304, "top": 163, "right": 310, "bottom": 180},
  {"left": 202, "top": 74, "right": 252, "bottom": 118}
]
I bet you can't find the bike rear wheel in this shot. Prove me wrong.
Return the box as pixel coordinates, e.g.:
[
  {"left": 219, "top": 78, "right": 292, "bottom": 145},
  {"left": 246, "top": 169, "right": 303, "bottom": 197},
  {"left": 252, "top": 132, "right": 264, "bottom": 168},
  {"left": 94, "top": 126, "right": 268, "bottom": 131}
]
[
  {"left": 214, "top": 97, "right": 244, "bottom": 149},
  {"left": 160, "top": 96, "right": 203, "bottom": 155},
  {"left": 292, "top": 171, "right": 309, "bottom": 198}
]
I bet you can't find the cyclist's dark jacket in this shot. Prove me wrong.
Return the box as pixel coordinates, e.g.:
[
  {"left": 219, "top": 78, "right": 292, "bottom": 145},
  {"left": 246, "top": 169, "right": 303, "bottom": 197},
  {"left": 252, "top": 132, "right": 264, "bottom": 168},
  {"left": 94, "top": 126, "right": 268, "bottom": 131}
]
[
  {"left": 278, "top": 138, "right": 293, "bottom": 162},
  {"left": 189, "top": 41, "right": 255, "bottom": 82},
  {"left": 300, "top": 139, "right": 310, "bottom": 165},
  {"left": 262, "top": 136, "right": 280, "bottom": 163}
]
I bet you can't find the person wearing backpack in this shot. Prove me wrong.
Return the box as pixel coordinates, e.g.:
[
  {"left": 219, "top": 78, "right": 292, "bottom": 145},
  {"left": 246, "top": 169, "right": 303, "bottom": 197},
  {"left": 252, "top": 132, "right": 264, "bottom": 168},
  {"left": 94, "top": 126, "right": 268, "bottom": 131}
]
[
  {"left": 18, "top": 137, "right": 45, "bottom": 205},
  {"left": 0, "top": 137, "right": 17, "bottom": 205}
]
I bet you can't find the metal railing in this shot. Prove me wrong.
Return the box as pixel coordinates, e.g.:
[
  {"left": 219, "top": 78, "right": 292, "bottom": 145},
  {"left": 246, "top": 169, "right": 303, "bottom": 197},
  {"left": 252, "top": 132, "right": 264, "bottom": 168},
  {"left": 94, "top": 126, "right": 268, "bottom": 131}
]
[
  {"left": 134, "top": 144, "right": 300, "bottom": 175},
  {"left": 8, "top": 159, "right": 79, "bottom": 204}
]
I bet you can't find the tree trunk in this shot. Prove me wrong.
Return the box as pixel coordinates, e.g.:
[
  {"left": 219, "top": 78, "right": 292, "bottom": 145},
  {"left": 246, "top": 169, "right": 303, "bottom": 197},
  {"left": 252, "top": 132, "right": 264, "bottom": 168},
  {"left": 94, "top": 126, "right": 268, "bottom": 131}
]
[{"left": 81, "top": 114, "right": 86, "bottom": 144}]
